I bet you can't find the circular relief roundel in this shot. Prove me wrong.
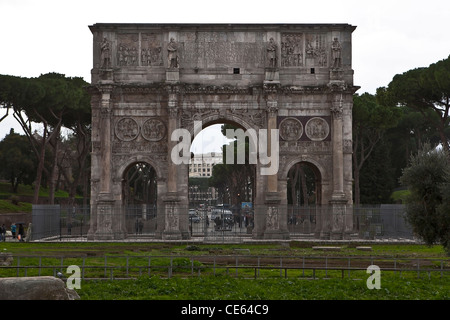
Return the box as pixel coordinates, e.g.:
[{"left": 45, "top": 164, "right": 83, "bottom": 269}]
[
  {"left": 279, "top": 117, "right": 303, "bottom": 141},
  {"left": 141, "top": 118, "right": 167, "bottom": 141},
  {"left": 305, "top": 117, "right": 330, "bottom": 141},
  {"left": 115, "top": 118, "right": 139, "bottom": 141}
]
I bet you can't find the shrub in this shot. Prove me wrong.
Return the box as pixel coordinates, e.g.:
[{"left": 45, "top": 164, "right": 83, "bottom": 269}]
[{"left": 400, "top": 144, "right": 450, "bottom": 255}]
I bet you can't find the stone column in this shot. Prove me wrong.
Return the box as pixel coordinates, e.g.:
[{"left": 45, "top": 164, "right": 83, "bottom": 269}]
[
  {"left": 266, "top": 100, "right": 279, "bottom": 194},
  {"left": 99, "top": 86, "right": 113, "bottom": 195},
  {"left": 329, "top": 93, "right": 349, "bottom": 240},
  {"left": 167, "top": 94, "right": 178, "bottom": 194},
  {"left": 94, "top": 84, "right": 121, "bottom": 240},
  {"left": 162, "top": 88, "right": 183, "bottom": 240},
  {"left": 261, "top": 90, "right": 289, "bottom": 240}
]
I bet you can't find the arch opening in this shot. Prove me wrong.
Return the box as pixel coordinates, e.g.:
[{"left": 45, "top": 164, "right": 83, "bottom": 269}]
[
  {"left": 286, "top": 161, "right": 322, "bottom": 235},
  {"left": 188, "top": 120, "right": 257, "bottom": 237},
  {"left": 122, "top": 161, "right": 158, "bottom": 235}
]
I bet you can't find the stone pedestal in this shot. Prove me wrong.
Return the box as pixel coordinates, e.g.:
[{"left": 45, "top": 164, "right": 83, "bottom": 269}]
[
  {"left": 99, "top": 68, "right": 113, "bottom": 82},
  {"left": 161, "top": 192, "right": 187, "bottom": 240},
  {"left": 330, "top": 194, "right": 350, "bottom": 240},
  {"left": 264, "top": 68, "right": 280, "bottom": 83},
  {"left": 166, "top": 69, "right": 179, "bottom": 83},
  {"left": 330, "top": 69, "right": 344, "bottom": 81},
  {"left": 92, "top": 193, "right": 125, "bottom": 240},
  {"left": 263, "top": 192, "right": 289, "bottom": 240}
]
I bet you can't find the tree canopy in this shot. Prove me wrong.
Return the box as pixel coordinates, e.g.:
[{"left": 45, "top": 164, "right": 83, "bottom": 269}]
[
  {"left": 0, "top": 129, "right": 35, "bottom": 193},
  {"left": 0, "top": 73, "right": 91, "bottom": 204},
  {"left": 378, "top": 55, "right": 450, "bottom": 154},
  {"left": 352, "top": 92, "right": 400, "bottom": 205}
]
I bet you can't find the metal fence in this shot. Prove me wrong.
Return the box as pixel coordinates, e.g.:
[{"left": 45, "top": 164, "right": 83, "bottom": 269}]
[
  {"left": 2, "top": 255, "right": 449, "bottom": 280},
  {"left": 30, "top": 204, "right": 414, "bottom": 242},
  {"left": 31, "top": 205, "right": 90, "bottom": 241}
]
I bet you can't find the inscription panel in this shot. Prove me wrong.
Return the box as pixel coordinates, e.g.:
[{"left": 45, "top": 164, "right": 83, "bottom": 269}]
[{"left": 179, "top": 31, "right": 265, "bottom": 68}]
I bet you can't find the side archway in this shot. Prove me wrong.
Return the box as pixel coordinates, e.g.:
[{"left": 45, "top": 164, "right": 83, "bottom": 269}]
[
  {"left": 118, "top": 158, "right": 161, "bottom": 235},
  {"left": 281, "top": 157, "right": 327, "bottom": 236}
]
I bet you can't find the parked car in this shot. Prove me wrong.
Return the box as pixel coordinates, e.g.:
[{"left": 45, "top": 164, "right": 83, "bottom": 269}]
[{"left": 189, "top": 209, "right": 200, "bottom": 223}]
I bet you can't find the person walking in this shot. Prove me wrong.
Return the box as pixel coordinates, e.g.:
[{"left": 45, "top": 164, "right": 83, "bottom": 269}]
[
  {"left": 11, "top": 223, "right": 16, "bottom": 239},
  {"left": 0, "top": 224, "right": 4, "bottom": 241},
  {"left": 18, "top": 223, "right": 24, "bottom": 242}
]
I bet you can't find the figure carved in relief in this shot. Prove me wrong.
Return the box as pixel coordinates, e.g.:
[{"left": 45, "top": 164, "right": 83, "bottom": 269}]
[
  {"left": 267, "top": 207, "right": 279, "bottom": 230},
  {"left": 331, "top": 38, "right": 342, "bottom": 68},
  {"left": 280, "top": 118, "right": 303, "bottom": 141},
  {"left": 131, "top": 47, "right": 137, "bottom": 66},
  {"left": 305, "top": 34, "right": 327, "bottom": 67},
  {"left": 266, "top": 38, "right": 277, "bottom": 68},
  {"left": 118, "top": 46, "right": 125, "bottom": 66},
  {"left": 167, "top": 38, "right": 179, "bottom": 69},
  {"left": 305, "top": 117, "right": 330, "bottom": 141},
  {"left": 281, "top": 34, "right": 303, "bottom": 67},
  {"left": 142, "top": 119, "right": 166, "bottom": 141},
  {"left": 100, "top": 38, "right": 111, "bottom": 68},
  {"left": 116, "top": 118, "right": 139, "bottom": 141}
]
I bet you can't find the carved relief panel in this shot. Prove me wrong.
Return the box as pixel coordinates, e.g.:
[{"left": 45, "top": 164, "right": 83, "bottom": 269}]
[
  {"left": 305, "top": 34, "right": 327, "bottom": 67},
  {"left": 281, "top": 33, "right": 303, "bottom": 67},
  {"left": 279, "top": 117, "right": 303, "bottom": 141},
  {"left": 113, "top": 117, "right": 168, "bottom": 154},
  {"left": 278, "top": 116, "right": 331, "bottom": 154},
  {"left": 281, "top": 33, "right": 329, "bottom": 68},
  {"left": 117, "top": 33, "right": 139, "bottom": 66},
  {"left": 142, "top": 118, "right": 166, "bottom": 141},
  {"left": 305, "top": 117, "right": 330, "bottom": 141},
  {"left": 115, "top": 118, "right": 139, "bottom": 141},
  {"left": 141, "top": 33, "right": 163, "bottom": 67},
  {"left": 279, "top": 116, "right": 330, "bottom": 142}
]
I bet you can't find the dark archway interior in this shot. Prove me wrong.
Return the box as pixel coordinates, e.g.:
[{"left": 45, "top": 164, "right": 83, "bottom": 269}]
[
  {"left": 122, "top": 162, "right": 157, "bottom": 206},
  {"left": 122, "top": 162, "right": 158, "bottom": 234},
  {"left": 286, "top": 161, "right": 322, "bottom": 206},
  {"left": 286, "top": 161, "right": 322, "bottom": 233}
]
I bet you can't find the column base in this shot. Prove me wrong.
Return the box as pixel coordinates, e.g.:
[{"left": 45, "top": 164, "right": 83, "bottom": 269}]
[
  {"left": 263, "top": 229, "right": 290, "bottom": 240},
  {"left": 162, "top": 192, "right": 191, "bottom": 240},
  {"left": 162, "top": 230, "right": 182, "bottom": 240},
  {"left": 329, "top": 195, "right": 351, "bottom": 240}
]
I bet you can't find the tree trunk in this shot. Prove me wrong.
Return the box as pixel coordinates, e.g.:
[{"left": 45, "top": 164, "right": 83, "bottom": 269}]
[
  {"left": 48, "top": 129, "right": 60, "bottom": 205},
  {"left": 33, "top": 139, "right": 47, "bottom": 204}
]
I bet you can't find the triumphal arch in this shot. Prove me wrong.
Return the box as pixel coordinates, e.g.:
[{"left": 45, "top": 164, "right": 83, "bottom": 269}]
[{"left": 87, "top": 23, "right": 358, "bottom": 241}]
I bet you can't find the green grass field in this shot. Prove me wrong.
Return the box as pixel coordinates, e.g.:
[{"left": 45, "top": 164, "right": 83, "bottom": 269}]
[{"left": 1, "top": 242, "right": 448, "bottom": 300}]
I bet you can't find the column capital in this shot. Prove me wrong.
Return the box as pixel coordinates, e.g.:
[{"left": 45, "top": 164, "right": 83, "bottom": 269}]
[
  {"left": 330, "top": 94, "right": 344, "bottom": 119},
  {"left": 266, "top": 100, "right": 278, "bottom": 117}
]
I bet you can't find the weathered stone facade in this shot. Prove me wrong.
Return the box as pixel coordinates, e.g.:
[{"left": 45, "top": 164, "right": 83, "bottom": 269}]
[{"left": 87, "top": 23, "right": 358, "bottom": 240}]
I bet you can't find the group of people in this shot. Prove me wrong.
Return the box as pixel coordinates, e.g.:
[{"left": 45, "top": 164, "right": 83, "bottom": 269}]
[{"left": 0, "top": 223, "right": 25, "bottom": 242}]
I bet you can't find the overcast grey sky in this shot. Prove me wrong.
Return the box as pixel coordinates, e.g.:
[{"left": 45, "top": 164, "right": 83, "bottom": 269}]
[{"left": 1, "top": 0, "right": 450, "bottom": 151}]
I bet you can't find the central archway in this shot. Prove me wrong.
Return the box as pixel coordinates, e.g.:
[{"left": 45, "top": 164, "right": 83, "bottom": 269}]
[{"left": 187, "top": 118, "right": 259, "bottom": 239}]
